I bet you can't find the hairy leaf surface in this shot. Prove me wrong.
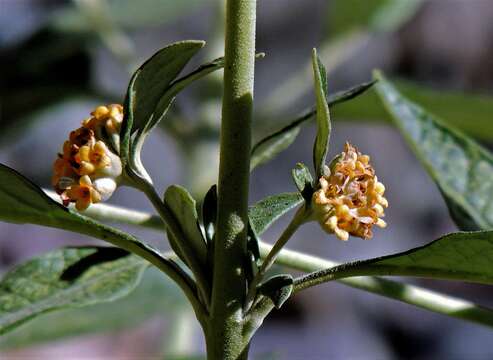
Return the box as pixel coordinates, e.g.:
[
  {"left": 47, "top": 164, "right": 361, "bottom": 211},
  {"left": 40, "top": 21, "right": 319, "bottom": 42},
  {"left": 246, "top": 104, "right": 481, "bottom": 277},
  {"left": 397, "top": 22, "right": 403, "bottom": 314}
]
[
  {"left": 249, "top": 193, "right": 303, "bottom": 235},
  {"left": 0, "top": 248, "right": 147, "bottom": 335}
]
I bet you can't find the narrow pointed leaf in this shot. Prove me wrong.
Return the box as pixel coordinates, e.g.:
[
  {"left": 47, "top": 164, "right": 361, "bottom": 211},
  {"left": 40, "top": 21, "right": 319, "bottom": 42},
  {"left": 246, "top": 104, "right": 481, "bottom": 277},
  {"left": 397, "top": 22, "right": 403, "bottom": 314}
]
[
  {"left": 249, "top": 193, "right": 303, "bottom": 235},
  {"left": 0, "top": 247, "right": 148, "bottom": 335},
  {"left": 251, "top": 81, "right": 374, "bottom": 171},
  {"left": 131, "top": 40, "right": 205, "bottom": 132},
  {"left": 374, "top": 72, "right": 493, "bottom": 230},
  {"left": 295, "top": 231, "right": 493, "bottom": 291},
  {"left": 311, "top": 48, "right": 331, "bottom": 177},
  {"left": 121, "top": 40, "right": 205, "bottom": 158},
  {"left": 250, "top": 126, "right": 300, "bottom": 170}
]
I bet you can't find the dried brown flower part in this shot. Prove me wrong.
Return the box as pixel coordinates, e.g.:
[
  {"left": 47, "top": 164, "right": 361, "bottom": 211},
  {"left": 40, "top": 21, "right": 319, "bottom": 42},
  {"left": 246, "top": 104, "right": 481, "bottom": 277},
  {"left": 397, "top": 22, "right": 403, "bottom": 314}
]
[{"left": 312, "top": 142, "right": 388, "bottom": 241}]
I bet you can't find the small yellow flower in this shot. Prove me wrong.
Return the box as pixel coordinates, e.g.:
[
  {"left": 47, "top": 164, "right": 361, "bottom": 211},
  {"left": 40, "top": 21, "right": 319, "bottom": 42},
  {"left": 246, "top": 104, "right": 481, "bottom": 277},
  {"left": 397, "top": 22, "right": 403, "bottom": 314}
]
[
  {"left": 312, "top": 142, "right": 388, "bottom": 241},
  {"left": 65, "top": 175, "right": 102, "bottom": 211},
  {"left": 74, "top": 140, "right": 111, "bottom": 176},
  {"left": 52, "top": 104, "right": 123, "bottom": 211},
  {"left": 83, "top": 104, "right": 123, "bottom": 135}
]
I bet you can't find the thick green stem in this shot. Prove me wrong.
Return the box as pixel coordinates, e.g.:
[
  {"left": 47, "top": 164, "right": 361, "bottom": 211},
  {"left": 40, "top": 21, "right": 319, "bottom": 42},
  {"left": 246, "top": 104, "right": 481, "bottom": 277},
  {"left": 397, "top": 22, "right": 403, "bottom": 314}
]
[{"left": 209, "top": 0, "right": 257, "bottom": 358}]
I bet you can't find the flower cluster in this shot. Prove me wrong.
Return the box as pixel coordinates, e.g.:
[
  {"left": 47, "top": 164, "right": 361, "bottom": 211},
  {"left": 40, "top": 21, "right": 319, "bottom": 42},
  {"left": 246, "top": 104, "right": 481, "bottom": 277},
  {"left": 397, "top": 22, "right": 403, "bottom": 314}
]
[
  {"left": 312, "top": 142, "right": 388, "bottom": 241},
  {"left": 52, "top": 105, "right": 123, "bottom": 211}
]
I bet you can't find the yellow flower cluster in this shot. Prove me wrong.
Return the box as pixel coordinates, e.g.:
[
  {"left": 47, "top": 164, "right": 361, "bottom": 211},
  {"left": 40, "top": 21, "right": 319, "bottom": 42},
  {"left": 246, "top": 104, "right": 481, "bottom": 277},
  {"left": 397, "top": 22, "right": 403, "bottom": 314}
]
[
  {"left": 312, "top": 142, "right": 388, "bottom": 241},
  {"left": 52, "top": 105, "right": 123, "bottom": 211}
]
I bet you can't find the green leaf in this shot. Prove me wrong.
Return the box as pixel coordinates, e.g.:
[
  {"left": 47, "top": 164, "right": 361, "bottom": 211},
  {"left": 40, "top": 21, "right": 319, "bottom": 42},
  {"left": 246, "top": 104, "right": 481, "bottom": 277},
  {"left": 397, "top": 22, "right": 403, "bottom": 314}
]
[
  {"left": 131, "top": 41, "right": 205, "bottom": 129},
  {"left": 295, "top": 231, "right": 493, "bottom": 291},
  {"left": 250, "top": 126, "right": 300, "bottom": 171},
  {"left": 251, "top": 81, "right": 374, "bottom": 171},
  {"left": 249, "top": 193, "right": 304, "bottom": 235},
  {"left": 121, "top": 40, "right": 205, "bottom": 157},
  {"left": 0, "top": 268, "right": 185, "bottom": 349},
  {"left": 258, "top": 274, "right": 294, "bottom": 310},
  {"left": 311, "top": 48, "right": 331, "bottom": 177},
  {"left": 332, "top": 79, "right": 493, "bottom": 141},
  {"left": 374, "top": 72, "right": 493, "bottom": 231},
  {"left": 0, "top": 247, "right": 148, "bottom": 335},
  {"left": 164, "top": 185, "right": 207, "bottom": 266},
  {"left": 291, "top": 163, "right": 314, "bottom": 201},
  {"left": 0, "top": 163, "right": 175, "bottom": 272}
]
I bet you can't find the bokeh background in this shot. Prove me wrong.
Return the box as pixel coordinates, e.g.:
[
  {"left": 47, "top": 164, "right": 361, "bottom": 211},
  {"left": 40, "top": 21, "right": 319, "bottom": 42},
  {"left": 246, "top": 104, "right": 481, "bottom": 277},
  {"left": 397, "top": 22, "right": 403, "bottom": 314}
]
[{"left": 2, "top": 0, "right": 493, "bottom": 358}]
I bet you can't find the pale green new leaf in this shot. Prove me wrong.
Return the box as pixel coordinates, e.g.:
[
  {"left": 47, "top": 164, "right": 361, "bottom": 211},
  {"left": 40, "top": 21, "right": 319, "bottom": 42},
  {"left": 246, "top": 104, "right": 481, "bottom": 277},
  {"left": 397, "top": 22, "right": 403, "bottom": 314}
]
[
  {"left": 295, "top": 231, "right": 493, "bottom": 291},
  {"left": 249, "top": 193, "right": 303, "bottom": 235},
  {"left": 374, "top": 72, "right": 493, "bottom": 231},
  {"left": 0, "top": 247, "right": 148, "bottom": 335},
  {"left": 311, "top": 48, "right": 331, "bottom": 178}
]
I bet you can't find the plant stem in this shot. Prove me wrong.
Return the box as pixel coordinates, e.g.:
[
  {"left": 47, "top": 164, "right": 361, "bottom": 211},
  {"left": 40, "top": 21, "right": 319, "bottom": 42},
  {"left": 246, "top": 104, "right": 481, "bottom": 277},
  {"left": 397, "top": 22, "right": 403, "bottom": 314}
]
[{"left": 209, "top": 0, "right": 257, "bottom": 358}]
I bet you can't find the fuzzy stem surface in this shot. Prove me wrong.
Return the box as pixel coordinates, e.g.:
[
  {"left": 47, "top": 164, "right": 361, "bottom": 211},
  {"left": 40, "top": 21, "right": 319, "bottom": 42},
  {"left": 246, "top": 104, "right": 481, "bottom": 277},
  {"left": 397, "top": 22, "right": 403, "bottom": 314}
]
[{"left": 209, "top": 0, "right": 257, "bottom": 358}]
